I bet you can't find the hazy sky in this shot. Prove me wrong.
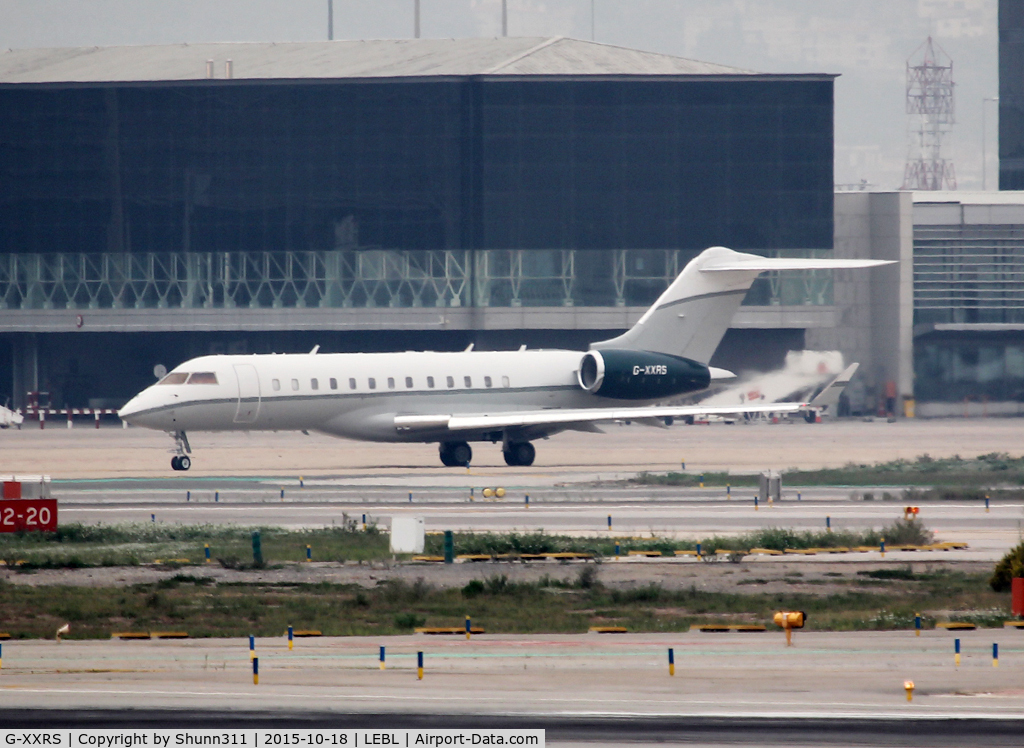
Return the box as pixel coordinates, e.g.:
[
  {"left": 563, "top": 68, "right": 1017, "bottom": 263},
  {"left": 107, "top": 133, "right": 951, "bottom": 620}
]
[{"left": 0, "top": 0, "right": 1000, "bottom": 190}]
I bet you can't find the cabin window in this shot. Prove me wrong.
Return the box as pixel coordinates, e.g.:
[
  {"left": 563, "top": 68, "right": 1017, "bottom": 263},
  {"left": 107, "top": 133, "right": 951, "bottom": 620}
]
[
  {"left": 272, "top": 379, "right": 281, "bottom": 392},
  {"left": 368, "top": 378, "right": 376, "bottom": 390},
  {"left": 446, "top": 376, "right": 455, "bottom": 388},
  {"left": 464, "top": 376, "right": 472, "bottom": 388},
  {"left": 484, "top": 376, "right": 492, "bottom": 388},
  {"left": 157, "top": 372, "right": 189, "bottom": 385},
  {"left": 405, "top": 376, "right": 413, "bottom": 388},
  {"left": 291, "top": 379, "right": 299, "bottom": 391},
  {"left": 349, "top": 378, "right": 357, "bottom": 390},
  {"left": 187, "top": 372, "right": 218, "bottom": 385},
  {"left": 387, "top": 377, "right": 395, "bottom": 389},
  {"left": 329, "top": 378, "right": 337, "bottom": 390},
  {"left": 311, "top": 378, "right": 319, "bottom": 391},
  {"left": 427, "top": 376, "right": 435, "bottom": 388},
  {"left": 502, "top": 376, "right": 510, "bottom": 388}
]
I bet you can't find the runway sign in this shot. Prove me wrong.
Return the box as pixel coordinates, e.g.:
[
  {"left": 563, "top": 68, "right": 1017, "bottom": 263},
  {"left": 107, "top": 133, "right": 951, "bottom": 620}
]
[{"left": 0, "top": 498, "right": 57, "bottom": 532}]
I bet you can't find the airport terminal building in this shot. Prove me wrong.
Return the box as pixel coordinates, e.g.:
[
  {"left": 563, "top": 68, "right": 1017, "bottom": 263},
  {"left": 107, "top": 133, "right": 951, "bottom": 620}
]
[{"left": 0, "top": 38, "right": 837, "bottom": 410}]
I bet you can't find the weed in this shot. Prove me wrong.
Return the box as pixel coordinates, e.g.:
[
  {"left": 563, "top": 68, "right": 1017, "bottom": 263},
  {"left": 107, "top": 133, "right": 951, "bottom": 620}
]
[
  {"left": 575, "top": 566, "right": 600, "bottom": 590},
  {"left": 393, "top": 612, "right": 426, "bottom": 630},
  {"left": 857, "top": 567, "right": 915, "bottom": 581},
  {"left": 485, "top": 574, "right": 510, "bottom": 594},
  {"left": 462, "top": 580, "right": 484, "bottom": 598}
]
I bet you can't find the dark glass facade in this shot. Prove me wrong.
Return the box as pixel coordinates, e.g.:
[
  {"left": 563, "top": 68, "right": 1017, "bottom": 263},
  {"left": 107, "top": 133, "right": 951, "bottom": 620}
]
[
  {"left": 1000, "top": 0, "right": 1024, "bottom": 189},
  {"left": 915, "top": 333, "right": 1024, "bottom": 403},
  {"left": 0, "top": 76, "right": 834, "bottom": 259}
]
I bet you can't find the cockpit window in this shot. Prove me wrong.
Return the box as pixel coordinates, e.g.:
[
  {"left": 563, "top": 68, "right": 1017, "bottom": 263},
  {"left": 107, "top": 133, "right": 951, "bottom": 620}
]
[
  {"left": 157, "top": 372, "right": 189, "bottom": 385},
  {"left": 186, "top": 372, "right": 219, "bottom": 385}
]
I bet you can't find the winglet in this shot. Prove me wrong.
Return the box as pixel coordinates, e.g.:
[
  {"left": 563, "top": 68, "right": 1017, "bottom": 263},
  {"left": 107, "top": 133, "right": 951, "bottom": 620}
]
[{"left": 809, "top": 363, "right": 859, "bottom": 410}]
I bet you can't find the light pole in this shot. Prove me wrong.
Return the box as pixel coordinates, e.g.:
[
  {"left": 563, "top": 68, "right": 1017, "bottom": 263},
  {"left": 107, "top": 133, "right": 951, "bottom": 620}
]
[{"left": 983, "top": 96, "right": 999, "bottom": 190}]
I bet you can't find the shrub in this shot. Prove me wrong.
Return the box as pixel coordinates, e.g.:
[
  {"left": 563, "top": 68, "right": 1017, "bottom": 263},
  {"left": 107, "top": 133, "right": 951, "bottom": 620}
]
[
  {"left": 990, "top": 542, "right": 1024, "bottom": 592},
  {"left": 880, "top": 518, "right": 934, "bottom": 546},
  {"left": 393, "top": 612, "right": 425, "bottom": 630},
  {"left": 462, "top": 580, "right": 485, "bottom": 598}
]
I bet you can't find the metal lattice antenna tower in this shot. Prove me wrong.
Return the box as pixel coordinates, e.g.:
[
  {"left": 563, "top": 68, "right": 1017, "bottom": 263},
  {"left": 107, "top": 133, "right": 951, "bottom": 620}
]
[{"left": 902, "top": 37, "right": 956, "bottom": 190}]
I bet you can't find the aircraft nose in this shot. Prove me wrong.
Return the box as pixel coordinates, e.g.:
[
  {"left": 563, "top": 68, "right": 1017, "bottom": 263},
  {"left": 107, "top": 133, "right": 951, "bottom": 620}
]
[
  {"left": 118, "top": 395, "right": 144, "bottom": 422},
  {"left": 117, "top": 395, "right": 140, "bottom": 420}
]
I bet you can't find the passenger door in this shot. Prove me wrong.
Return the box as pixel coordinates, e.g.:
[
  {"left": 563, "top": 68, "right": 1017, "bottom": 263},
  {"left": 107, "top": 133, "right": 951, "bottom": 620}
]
[{"left": 233, "top": 364, "right": 261, "bottom": 423}]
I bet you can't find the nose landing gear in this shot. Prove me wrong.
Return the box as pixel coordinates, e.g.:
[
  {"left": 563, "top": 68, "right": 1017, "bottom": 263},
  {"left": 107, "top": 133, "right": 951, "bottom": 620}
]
[{"left": 170, "top": 430, "right": 192, "bottom": 471}]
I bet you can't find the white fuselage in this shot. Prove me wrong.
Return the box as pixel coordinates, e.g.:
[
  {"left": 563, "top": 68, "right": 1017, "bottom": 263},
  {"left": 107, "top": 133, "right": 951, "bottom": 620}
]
[{"left": 119, "top": 349, "right": 649, "bottom": 443}]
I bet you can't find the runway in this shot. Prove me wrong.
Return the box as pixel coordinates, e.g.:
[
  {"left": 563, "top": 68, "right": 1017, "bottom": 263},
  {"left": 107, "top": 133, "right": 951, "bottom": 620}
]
[
  {"left": 1, "top": 631, "right": 1023, "bottom": 743},
  {"left": 3, "top": 418, "right": 1023, "bottom": 480},
  {"left": 1, "top": 713, "right": 1022, "bottom": 748}
]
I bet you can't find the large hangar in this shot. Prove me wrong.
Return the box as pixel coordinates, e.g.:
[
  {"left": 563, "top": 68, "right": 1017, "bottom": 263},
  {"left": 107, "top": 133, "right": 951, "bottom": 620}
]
[{"left": 0, "top": 38, "right": 836, "bottom": 409}]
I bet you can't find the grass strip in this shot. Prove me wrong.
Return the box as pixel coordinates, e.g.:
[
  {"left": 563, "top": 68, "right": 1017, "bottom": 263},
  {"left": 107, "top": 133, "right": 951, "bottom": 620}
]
[
  {"left": 632, "top": 452, "right": 1024, "bottom": 489},
  {"left": 0, "top": 519, "right": 935, "bottom": 569},
  {"left": 0, "top": 568, "right": 1007, "bottom": 640},
  {"left": 0, "top": 522, "right": 390, "bottom": 569}
]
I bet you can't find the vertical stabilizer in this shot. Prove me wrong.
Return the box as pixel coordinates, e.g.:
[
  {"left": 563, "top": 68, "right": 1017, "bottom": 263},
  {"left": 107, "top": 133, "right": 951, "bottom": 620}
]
[
  {"left": 592, "top": 247, "right": 765, "bottom": 363},
  {"left": 592, "top": 247, "right": 892, "bottom": 363}
]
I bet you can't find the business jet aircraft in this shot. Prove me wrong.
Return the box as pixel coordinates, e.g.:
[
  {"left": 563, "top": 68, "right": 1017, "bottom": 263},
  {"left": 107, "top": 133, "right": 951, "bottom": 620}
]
[{"left": 118, "top": 246, "right": 888, "bottom": 470}]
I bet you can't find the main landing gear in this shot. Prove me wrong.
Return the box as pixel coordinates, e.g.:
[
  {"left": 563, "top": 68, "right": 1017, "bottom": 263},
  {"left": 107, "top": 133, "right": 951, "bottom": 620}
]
[
  {"left": 170, "top": 430, "right": 192, "bottom": 471},
  {"left": 439, "top": 441, "right": 472, "bottom": 467},
  {"left": 503, "top": 441, "right": 535, "bottom": 467},
  {"left": 438, "top": 440, "right": 536, "bottom": 467}
]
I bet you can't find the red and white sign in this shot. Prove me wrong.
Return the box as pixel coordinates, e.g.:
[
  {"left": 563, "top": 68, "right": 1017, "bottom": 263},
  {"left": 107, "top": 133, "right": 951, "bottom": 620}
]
[{"left": 0, "top": 499, "right": 57, "bottom": 532}]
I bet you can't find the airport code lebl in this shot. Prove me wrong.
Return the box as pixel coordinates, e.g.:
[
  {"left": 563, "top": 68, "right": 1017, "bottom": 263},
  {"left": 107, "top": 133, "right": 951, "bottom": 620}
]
[{"left": 1, "top": 733, "right": 543, "bottom": 748}]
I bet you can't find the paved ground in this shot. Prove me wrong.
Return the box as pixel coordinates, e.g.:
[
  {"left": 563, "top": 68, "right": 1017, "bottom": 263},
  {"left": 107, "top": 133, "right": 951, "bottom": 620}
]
[
  {"left": 0, "top": 631, "right": 1021, "bottom": 724},
  {"left": 2, "top": 417, "right": 1022, "bottom": 480},
  {"left": 3, "top": 417, "right": 1023, "bottom": 736}
]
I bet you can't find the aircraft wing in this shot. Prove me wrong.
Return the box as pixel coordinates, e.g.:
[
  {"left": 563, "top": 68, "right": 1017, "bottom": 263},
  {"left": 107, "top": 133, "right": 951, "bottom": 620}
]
[{"left": 394, "top": 364, "right": 858, "bottom": 434}]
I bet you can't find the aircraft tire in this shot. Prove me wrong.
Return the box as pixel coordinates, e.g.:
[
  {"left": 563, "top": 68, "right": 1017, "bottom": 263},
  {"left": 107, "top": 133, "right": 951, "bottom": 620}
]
[
  {"left": 179, "top": 455, "right": 191, "bottom": 471},
  {"left": 450, "top": 442, "right": 472, "bottom": 467},
  {"left": 171, "top": 456, "right": 181, "bottom": 471},
  {"left": 504, "top": 441, "right": 535, "bottom": 467},
  {"left": 438, "top": 445, "right": 457, "bottom": 467}
]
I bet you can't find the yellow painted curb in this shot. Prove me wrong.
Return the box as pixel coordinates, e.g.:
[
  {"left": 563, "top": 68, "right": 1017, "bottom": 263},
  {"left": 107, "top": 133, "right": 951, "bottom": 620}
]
[{"left": 697, "top": 624, "right": 767, "bottom": 632}]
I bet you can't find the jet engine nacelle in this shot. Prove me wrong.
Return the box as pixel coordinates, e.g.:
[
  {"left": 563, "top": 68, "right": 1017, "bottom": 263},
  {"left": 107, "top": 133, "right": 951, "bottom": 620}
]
[{"left": 577, "top": 349, "right": 711, "bottom": 401}]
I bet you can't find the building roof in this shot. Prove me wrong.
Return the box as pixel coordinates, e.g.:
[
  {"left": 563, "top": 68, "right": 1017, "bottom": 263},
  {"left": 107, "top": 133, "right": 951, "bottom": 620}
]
[
  {"left": 0, "top": 37, "right": 775, "bottom": 84},
  {"left": 912, "top": 190, "right": 1024, "bottom": 206}
]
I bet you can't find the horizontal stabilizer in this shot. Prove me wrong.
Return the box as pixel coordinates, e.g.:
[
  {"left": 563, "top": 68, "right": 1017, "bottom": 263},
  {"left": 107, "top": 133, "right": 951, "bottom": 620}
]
[{"left": 701, "top": 258, "right": 894, "bottom": 272}]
